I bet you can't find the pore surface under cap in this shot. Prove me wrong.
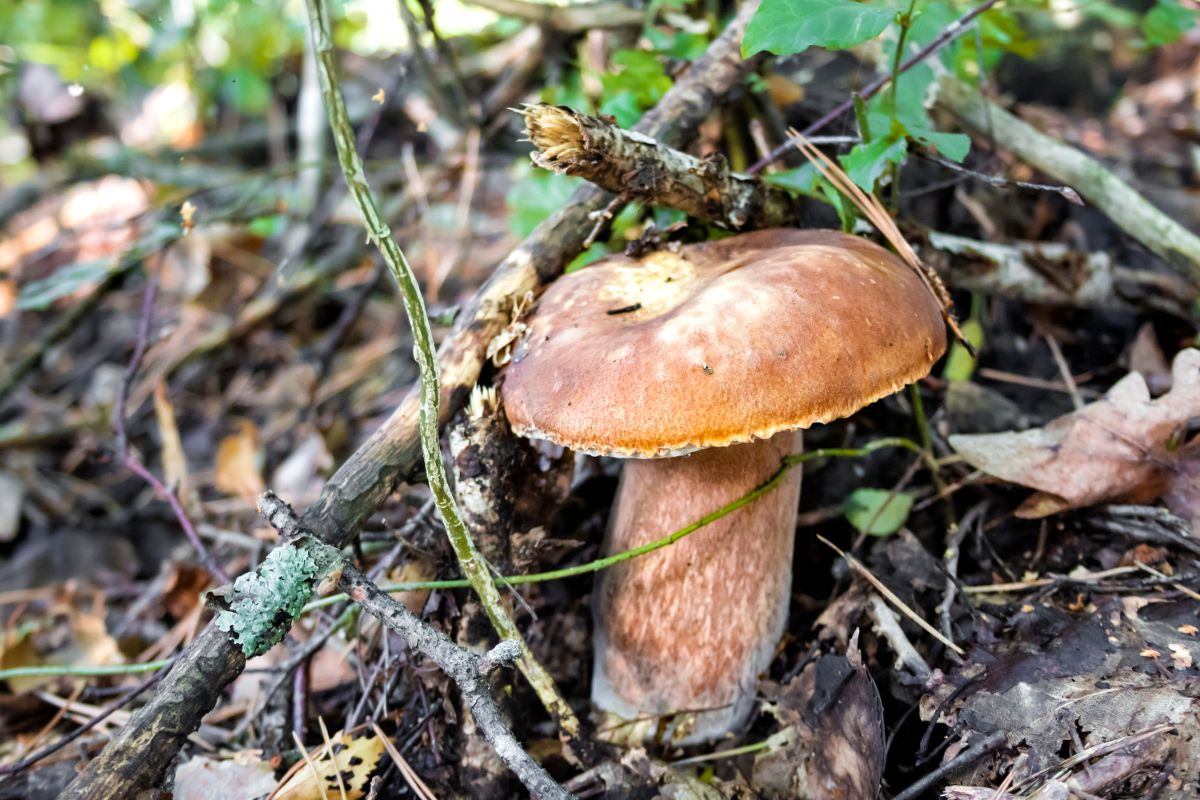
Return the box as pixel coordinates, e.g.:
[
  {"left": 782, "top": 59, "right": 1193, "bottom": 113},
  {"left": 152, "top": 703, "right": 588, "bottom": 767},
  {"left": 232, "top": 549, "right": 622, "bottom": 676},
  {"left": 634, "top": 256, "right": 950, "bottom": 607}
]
[{"left": 503, "top": 229, "right": 947, "bottom": 457}]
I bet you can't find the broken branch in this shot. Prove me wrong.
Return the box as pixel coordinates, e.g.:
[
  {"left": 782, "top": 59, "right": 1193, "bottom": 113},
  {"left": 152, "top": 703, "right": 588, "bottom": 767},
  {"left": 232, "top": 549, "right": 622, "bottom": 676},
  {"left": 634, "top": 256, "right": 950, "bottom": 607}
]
[{"left": 524, "top": 103, "right": 810, "bottom": 230}]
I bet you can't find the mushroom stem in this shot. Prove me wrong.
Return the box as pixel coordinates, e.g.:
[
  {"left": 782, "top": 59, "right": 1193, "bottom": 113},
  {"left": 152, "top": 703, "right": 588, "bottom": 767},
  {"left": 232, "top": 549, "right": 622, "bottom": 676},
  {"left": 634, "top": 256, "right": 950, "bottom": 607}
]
[{"left": 592, "top": 430, "right": 802, "bottom": 743}]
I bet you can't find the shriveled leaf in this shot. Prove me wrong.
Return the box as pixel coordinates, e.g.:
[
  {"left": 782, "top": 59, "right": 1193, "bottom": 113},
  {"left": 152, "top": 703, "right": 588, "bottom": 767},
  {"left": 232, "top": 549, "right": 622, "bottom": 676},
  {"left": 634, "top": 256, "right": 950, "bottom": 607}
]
[
  {"left": 753, "top": 633, "right": 885, "bottom": 798},
  {"left": 153, "top": 381, "right": 191, "bottom": 507},
  {"left": 950, "top": 348, "right": 1200, "bottom": 518},
  {"left": 274, "top": 731, "right": 385, "bottom": 800},
  {"left": 844, "top": 488, "right": 913, "bottom": 536},
  {"left": 744, "top": 0, "right": 896, "bottom": 57},
  {"left": 174, "top": 754, "right": 277, "bottom": 800},
  {"left": 215, "top": 419, "right": 265, "bottom": 500}
]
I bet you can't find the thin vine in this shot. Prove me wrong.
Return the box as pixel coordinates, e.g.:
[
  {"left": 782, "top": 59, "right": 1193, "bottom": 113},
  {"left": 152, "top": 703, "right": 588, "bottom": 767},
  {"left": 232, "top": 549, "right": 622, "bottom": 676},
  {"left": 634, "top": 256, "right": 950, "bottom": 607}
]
[{"left": 300, "top": 0, "right": 579, "bottom": 735}]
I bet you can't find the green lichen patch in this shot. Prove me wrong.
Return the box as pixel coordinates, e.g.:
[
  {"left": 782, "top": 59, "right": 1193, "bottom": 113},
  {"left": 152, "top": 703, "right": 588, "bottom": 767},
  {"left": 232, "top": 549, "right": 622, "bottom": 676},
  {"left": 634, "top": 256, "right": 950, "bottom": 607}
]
[{"left": 215, "top": 543, "right": 337, "bottom": 658}]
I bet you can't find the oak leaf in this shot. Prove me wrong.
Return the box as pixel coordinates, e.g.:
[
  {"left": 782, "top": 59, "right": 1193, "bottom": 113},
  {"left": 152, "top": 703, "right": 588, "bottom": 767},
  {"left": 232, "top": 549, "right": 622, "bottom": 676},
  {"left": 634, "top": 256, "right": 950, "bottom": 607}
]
[{"left": 950, "top": 348, "right": 1200, "bottom": 519}]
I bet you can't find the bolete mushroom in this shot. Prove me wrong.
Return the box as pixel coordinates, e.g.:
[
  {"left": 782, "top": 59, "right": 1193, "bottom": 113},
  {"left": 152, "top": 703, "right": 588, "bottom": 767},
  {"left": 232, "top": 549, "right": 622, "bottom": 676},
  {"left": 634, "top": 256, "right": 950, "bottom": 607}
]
[{"left": 501, "top": 228, "right": 946, "bottom": 743}]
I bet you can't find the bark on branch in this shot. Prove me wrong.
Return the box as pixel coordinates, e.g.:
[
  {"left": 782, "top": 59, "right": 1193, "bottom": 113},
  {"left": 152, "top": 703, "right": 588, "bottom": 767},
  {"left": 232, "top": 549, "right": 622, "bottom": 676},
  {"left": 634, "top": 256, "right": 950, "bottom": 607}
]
[
  {"left": 60, "top": 5, "right": 761, "bottom": 797},
  {"left": 936, "top": 77, "right": 1200, "bottom": 287},
  {"left": 524, "top": 104, "right": 811, "bottom": 229},
  {"left": 258, "top": 492, "right": 573, "bottom": 800}
]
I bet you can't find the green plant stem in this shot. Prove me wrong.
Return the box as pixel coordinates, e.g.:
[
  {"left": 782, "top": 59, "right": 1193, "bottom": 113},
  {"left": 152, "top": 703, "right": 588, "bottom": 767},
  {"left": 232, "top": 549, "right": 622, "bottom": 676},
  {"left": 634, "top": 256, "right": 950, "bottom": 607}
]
[
  {"left": 9, "top": 440, "right": 924, "bottom": 687},
  {"left": 303, "top": 438, "right": 923, "bottom": 613},
  {"left": 887, "top": 0, "right": 919, "bottom": 210},
  {"left": 301, "top": 0, "right": 578, "bottom": 736},
  {"left": 0, "top": 660, "right": 174, "bottom": 683}
]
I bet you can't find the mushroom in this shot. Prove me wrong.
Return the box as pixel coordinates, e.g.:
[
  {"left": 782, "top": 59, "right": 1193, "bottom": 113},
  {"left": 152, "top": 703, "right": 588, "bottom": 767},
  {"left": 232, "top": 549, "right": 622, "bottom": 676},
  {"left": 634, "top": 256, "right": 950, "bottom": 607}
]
[{"left": 501, "top": 229, "right": 947, "bottom": 743}]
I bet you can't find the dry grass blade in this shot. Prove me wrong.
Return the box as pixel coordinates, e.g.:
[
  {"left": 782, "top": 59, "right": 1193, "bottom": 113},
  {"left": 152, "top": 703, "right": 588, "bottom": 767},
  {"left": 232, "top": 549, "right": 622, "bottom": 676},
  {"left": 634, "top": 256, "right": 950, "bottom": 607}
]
[
  {"left": 787, "top": 128, "right": 973, "bottom": 354},
  {"left": 288, "top": 730, "right": 331, "bottom": 800},
  {"left": 371, "top": 721, "right": 438, "bottom": 800},
  {"left": 317, "top": 717, "right": 349, "bottom": 800},
  {"left": 818, "top": 535, "right": 966, "bottom": 656}
]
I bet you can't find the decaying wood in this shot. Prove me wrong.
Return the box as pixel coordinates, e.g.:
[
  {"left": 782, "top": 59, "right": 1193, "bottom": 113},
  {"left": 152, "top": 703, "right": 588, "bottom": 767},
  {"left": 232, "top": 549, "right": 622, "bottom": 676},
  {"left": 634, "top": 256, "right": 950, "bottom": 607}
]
[
  {"left": 524, "top": 103, "right": 811, "bottom": 230},
  {"left": 61, "top": 5, "right": 762, "bottom": 796},
  {"left": 937, "top": 77, "right": 1200, "bottom": 287},
  {"left": 921, "top": 230, "right": 1197, "bottom": 315}
]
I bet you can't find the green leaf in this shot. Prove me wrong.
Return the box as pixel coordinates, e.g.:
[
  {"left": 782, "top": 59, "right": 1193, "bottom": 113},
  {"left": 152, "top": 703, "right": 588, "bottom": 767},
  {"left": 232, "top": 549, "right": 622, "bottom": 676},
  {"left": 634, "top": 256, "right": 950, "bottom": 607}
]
[
  {"left": 506, "top": 167, "right": 581, "bottom": 238},
  {"left": 598, "top": 91, "right": 643, "bottom": 128},
  {"left": 601, "top": 49, "right": 672, "bottom": 108},
  {"left": 744, "top": 0, "right": 897, "bottom": 57},
  {"left": 844, "top": 488, "right": 913, "bottom": 537},
  {"left": 840, "top": 135, "right": 907, "bottom": 191},
  {"left": 909, "top": 127, "right": 970, "bottom": 162},
  {"left": 1143, "top": 0, "right": 1199, "bottom": 46},
  {"left": 17, "top": 258, "right": 118, "bottom": 311},
  {"left": 763, "top": 164, "right": 822, "bottom": 195},
  {"left": 764, "top": 165, "right": 855, "bottom": 228}
]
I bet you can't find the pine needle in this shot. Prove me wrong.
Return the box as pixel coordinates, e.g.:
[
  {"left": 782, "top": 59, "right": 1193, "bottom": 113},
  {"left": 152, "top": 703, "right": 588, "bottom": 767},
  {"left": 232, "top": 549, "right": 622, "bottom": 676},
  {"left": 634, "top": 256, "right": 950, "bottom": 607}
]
[{"left": 787, "top": 128, "right": 975, "bottom": 356}]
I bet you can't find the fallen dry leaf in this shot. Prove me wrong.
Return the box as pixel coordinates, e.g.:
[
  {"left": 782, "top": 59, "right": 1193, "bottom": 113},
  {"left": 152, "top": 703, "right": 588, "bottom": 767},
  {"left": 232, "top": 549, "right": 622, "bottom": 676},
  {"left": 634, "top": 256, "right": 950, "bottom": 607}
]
[
  {"left": 174, "top": 753, "right": 277, "bottom": 800},
  {"left": 215, "top": 419, "right": 265, "bottom": 500},
  {"left": 950, "top": 348, "right": 1200, "bottom": 519},
  {"left": 153, "top": 381, "right": 192, "bottom": 508},
  {"left": 0, "top": 608, "right": 124, "bottom": 693},
  {"left": 272, "top": 730, "right": 384, "bottom": 800}
]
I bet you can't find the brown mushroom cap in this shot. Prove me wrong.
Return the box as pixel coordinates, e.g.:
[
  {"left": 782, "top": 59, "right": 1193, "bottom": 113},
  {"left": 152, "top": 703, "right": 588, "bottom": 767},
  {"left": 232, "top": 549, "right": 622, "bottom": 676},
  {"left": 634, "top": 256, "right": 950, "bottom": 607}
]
[{"left": 503, "top": 229, "right": 947, "bottom": 457}]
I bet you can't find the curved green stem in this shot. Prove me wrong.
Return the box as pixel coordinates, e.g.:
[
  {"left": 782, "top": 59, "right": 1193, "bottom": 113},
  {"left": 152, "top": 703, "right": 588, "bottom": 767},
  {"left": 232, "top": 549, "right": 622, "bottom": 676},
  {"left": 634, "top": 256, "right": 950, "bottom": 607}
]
[
  {"left": 303, "top": 438, "right": 923, "bottom": 613},
  {"left": 301, "top": 0, "right": 577, "bottom": 735}
]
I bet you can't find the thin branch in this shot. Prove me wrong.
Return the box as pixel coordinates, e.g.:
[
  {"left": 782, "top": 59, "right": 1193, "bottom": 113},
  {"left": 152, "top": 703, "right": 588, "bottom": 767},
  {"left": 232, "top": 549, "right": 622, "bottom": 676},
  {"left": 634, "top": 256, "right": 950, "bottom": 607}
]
[
  {"left": 747, "top": 0, "right": 1002, "bottom": 174},
  {"left": 259, "top": 492, "right": 572, "bottom": 800},
  {"left": 937, "top": 77, "right": 1200, "bottom": 285},
  {"left": 305, "top": 439, "right": 924, "bottom": 611},
  {"left": 115, "top": 272, "right": 229, "bottom": 582},
  {"left": 916, "top": 149, "right": 1082, "bottom": 204}
]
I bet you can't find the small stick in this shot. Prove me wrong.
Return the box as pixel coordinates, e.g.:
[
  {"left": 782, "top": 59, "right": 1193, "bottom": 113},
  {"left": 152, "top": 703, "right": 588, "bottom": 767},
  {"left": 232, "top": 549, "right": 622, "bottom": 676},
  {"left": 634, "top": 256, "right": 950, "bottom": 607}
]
[{"left": 114, "top": 272, "right": 229, "bottom": 582}]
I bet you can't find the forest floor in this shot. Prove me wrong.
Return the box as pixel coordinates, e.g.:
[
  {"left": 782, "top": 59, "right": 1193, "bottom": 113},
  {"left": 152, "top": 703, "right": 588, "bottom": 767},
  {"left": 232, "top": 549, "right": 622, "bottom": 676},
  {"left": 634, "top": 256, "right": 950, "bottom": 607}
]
[{"left": 2, "top": 4, "right": 1200, "bottom": 799}]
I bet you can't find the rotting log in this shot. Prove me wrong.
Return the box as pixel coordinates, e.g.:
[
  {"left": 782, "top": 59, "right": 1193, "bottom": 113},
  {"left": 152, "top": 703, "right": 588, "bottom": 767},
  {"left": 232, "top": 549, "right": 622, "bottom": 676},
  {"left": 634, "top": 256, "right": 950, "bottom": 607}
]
[{"left": 60, "top": 3, "right": 762, "bottom": 796}]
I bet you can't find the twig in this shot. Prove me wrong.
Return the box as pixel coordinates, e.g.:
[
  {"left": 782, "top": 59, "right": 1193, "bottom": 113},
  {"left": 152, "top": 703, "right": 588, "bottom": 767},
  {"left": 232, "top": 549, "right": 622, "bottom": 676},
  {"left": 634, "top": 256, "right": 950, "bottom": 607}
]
[
  {"left": 62, "top": 8, "right": 761, "bottom": 794},
  {"left": 262, "top": 492, "right": 572, "bottom": 798},
  {"left": 916, "top": 149, "right": 1081, "bottom": 204},
  {"left": 867, "top": 594, "right": 932, "bottom": 681},
  {"left": 920, "top": 230, "right": 1195, "bottom": 315},
  {"left": 891, "top": 730, "right": 1007, "bottom": 800},
  {"left": 747, "top": 0, "right": 1002, "bottom": 174},
  {"left": 0, "top": 667, "right": 167, "bottom": 777},
  {"left": 343, "top": 566, "right": 573, "bottom": 799},
  {"left": 303, "top": 0, "right": 580, "bottom": 737},
  {"left": 523, "top": 104, "right": 810, "bottom": 230},
  {"left": 304, "top": 439, "right": 924, "bottom": 612},
  {"left": 114, "top": 273, "right": 229, "bottom": 582},
  {"left": 937, "top": 77, "right": 1200, "bottom": 286}
]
